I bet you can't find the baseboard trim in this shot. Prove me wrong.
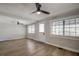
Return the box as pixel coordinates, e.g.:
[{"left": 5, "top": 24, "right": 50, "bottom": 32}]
[
  {"left": 46, "top": 41, "right": 79, "bottom": 53},
  {"left": 0, "top": 37, "right": 26, "bottom": 42},
  {"left": 28, "top": 37, "right": 79, "bottom": 54}
]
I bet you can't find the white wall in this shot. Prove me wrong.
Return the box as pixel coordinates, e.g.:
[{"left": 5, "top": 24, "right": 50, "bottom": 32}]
[
  {"left": 0, "top": 15, "right": 26, "bottom": 41},
  {"left": 27, "top": 9, "right": 79, "bottom": 53}
]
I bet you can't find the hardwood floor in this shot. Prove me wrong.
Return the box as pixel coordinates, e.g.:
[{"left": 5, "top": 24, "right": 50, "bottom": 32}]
[{"left": 0, "top": 38, "right": 79, "bottom": 56}]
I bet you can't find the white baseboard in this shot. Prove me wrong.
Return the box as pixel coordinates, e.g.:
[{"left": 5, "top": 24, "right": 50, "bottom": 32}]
[
  {"left": 28, "top": 38, "right": 79, "bottom": 53},
  {"left": 0, "top": 36, "right": 26, "bottom": 41},
  {"left": 45, "top": 41, "right": 79, "bottom": 53}
]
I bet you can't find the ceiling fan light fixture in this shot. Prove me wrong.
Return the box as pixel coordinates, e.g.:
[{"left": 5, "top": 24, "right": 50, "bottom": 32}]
[
  {"left": 32, "top": 3, "right": 50, "bottom": 15},
  {"left": 37, "top": 11, "right": 41, "bottom": 14}
]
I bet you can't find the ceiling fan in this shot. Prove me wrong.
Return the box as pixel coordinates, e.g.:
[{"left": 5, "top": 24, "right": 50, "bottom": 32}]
[
  {"left": 32, "top": 3, "right": 50, "bottom": 14},
  {"left": 17, "top": 21, "right": 24, "bottom": 25}
]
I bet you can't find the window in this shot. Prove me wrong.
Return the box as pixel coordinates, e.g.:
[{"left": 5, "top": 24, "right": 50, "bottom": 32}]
[
  {"left": 65, "top": 19, "right": 76, "bottom": 36},
  {"left": 51, "top": 18, "right": 79, "bottom": 37},
  {"left": 52, "top": 22, "right": 56, "bottom": 34},
  {"left": 64, "top": 20, "right": 70, "bottom": 36},
  {"left": 28, "top": 26, "right": 31, "bottom": 33},
  {"left": 69, "top": 19, "right": 76, "bottom": 36},
  {"left": 28, "top": 25, "right": 35, "bottom": 33},
  {"left": 39, "top": 23, "right": 44, "bottom": 32},
  {"left": 51, "top": 20, "right": 63, "bottom": 35},
  {"left": 76, "top": 18, "right": 79, "bottom": 36}
]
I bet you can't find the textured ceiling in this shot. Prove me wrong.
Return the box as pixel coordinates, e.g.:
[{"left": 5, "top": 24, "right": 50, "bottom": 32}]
[{"left": 0, "top": 3, "right": 79, "bottom": 25}]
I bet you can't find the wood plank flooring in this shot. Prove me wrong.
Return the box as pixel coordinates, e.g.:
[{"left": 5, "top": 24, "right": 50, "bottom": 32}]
[{"left": 0, "top": 38, "right": 79, "bottom": 56}]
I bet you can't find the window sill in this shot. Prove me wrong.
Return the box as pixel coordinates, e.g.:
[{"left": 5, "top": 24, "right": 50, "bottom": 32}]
[{"left": 51, "top": 34, "right": 79, "bottom": 40}]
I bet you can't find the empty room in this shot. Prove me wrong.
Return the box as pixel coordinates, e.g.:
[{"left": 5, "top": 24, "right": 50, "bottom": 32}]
[{"left": 0, "top": 3, "right": 79, "bottom": 56}]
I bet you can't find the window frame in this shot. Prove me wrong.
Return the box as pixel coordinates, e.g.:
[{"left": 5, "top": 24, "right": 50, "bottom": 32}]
[
  {"left": 28, "top": 25, "right": 35, "bottom": 33},
  {"left": 39, "top": 23, "right": 45, "bottom": 32},
  {"left": 50, "top": 17, "right": 79, "bottom": 37}
]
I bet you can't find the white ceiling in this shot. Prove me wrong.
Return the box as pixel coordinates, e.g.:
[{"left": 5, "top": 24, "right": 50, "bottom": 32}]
[{"left": 0, "top": 3, "right": 79, "bottom": 25}]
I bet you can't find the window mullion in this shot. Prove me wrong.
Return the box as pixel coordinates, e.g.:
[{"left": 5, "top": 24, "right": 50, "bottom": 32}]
[{"left": 63, "top": 20, "right": 65, "bottom": 36}]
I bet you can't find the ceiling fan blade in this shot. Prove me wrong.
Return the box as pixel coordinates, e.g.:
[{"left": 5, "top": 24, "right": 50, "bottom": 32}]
[
  {"left": 40, "top": 10, "right": 50, "bottom": 14},
  {"left": 32, "top": 10, "right": 37, "bottom": 13},
  {"left": 31, "top": 3, "right": 50, "bottom": 15},
  {"left": 32, "top": 3, "right": 41, "bottom": 14}
]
